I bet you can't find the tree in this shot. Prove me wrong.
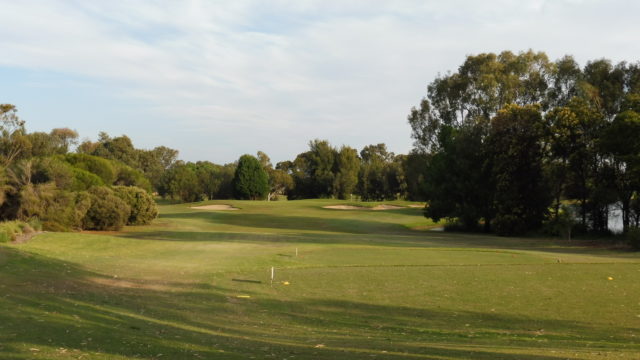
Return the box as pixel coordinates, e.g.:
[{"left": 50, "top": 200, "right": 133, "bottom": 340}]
[
  {"left": 159, "top": 162, "right": 201, "bottom": 202},
  {"left": 421, "top": 124, "right": 494, "bottom": 230},
  {"left": 216, "top": 163, "right": 237, "bottom": 199},
  {"left": 600, "top": 109, "right": 640, "bottom": 233},
  {"left": 359, "top": 144, "right": 403, "bottom": 201},
  {"left": 90, "top": 133, "right": 139, "bottom": 168},
  {"left": 333, "top": 146, "right": 359, "bottom": 199},
  {"left": 287, "top": 140, "right": 338, "bottom": 199},
  {"left": 267, "top": 169, "right": 294, "bottom": 201},
  {"left": 402, "top": 151, "right": 429, "bottom": 201},
  {"left": 193, "top": 161, "right": 222, "bottom": 200},
  {"left": 232, "top": 155, "right": 268, "bottom": 200},
  {"left": 307, "top": 140, "right": 336, "bottom": 197},
  {"left": 50, "top": 128, "right": 79, "bottom": 153},
  {"left": 138, "top": 146, "right": 179, "bottom": 191},
  {"left": 488, "top": 104, "right": 550, "bottom": 235},
  {"left": 0, "top": 104, "right": 27, "bottom": 166},
  {"left": 256, "top": 151, "right": 294, "bottom": 201}
]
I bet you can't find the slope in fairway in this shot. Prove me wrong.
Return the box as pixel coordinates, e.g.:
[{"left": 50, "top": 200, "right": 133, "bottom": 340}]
[{"left": 1, "top": 199, "right": 639, "bottom": 359}]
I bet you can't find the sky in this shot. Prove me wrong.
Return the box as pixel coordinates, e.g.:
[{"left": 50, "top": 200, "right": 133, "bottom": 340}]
[{"left": 0, "top": 0, "right": 639, "bottom": 164}]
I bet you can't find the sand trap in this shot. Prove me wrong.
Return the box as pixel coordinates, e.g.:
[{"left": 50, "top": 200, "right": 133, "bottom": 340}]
[
  {"left": 190, "top": 204, "right": 239, "bottom": 211},
  {"left": 371, "top": 205, "right": 404, "bottom": 210},
  {"left": 407, "top": 204, "right": 425, "bottom": 208},
  {"left": 323, "top": 204, "right": 404, "bottom": 210},
  {"left": 323, "top": 205, "right": 366, "bottom": 210}
]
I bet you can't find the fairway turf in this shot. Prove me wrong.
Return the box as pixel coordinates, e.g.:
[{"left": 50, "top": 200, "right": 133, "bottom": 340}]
[{"left": 1, "top": 199, "right": 639, "bottom": 359}]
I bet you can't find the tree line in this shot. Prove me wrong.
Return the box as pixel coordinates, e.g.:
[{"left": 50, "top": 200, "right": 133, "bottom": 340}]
[
  {"left": 4, "top": 49, "right": 637, "bottom": 242},
  {"left": 408, "top": 50, "right": 640, "bottom": 236},
  {"left": 0, "top": 104, "right": 421, "bottom": 237},
  {"left": 157, "top": 140, "right": 417, "bottom": 203}
]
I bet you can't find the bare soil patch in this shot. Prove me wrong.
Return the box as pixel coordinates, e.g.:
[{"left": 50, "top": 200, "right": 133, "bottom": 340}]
[
  {"left": 11, "top": 231, "right": 44, "bottom": 244},
  {"left": 190, "top": 204, "right": 239, "bottom": 211},
  {"left": 89, "top": 277, "right": 172, "bottom": 291}
]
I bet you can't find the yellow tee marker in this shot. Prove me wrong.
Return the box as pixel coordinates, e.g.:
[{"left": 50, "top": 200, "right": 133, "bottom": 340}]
[
  {"left": 282, "top": 281, "right": 290, "bottom": 285},
  {"left": 607, "top": 277, "right": 614, "bottom": 280}
]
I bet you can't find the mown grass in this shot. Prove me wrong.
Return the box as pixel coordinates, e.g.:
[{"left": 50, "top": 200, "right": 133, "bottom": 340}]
[{"left": 1, "top": 199, "right": 639, "bottom": 359}]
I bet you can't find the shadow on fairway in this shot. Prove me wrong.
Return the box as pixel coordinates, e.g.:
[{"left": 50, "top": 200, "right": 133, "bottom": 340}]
[
  {"left": 143, "top": 210, "right": 640, "bottom": 260},
  {"left": 1, "top": 246, "right": 636, "bottom": 360},
  {"left": 160, "top": 210, "right": 417, "bottom": 235}
]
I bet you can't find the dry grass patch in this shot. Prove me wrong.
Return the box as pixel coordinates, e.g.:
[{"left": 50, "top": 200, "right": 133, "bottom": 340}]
[{"left": 89, "top": 277, "right": 173, "bottom": 291}]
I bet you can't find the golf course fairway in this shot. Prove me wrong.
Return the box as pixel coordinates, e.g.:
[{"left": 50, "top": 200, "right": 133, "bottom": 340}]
[{"left": 1, "top": 199, "right": 638, "bottom": 359}]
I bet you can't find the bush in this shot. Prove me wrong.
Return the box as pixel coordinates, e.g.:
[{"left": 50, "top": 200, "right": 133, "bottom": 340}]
[
  {"left": 32, "top": 157, "right": 74, "bottom": 189},
  {"left": 64, "top": 154, "right": 116, "bottom": 184},
  {"left": 627, "top": 227, "right": 640, "bottom": 251},
  {"left": 113, "top": 186, "right": 158, "bottom": 225},
  {"left": 82, "top": 186, "right": 131, "bottom": 231},
  {"left": 17, "top": 184, "right": 91, "bottom": 231},
  {"left": 493, "top": 213, "right": 527, "bottom": 236},
  {"left": 114, "top": 163, "right": 152, "bottom": 192},
  {"left": 42, "top": 191, "right": 91, "bottom": 231},
  {"left": 0, "top": 220, "right": 35, "bottom": 243},
  {"left": 31, "top": 157, "right": 104, "bottom": 192},
  {"left": 70, "top": 168, "right": 105, "bottom": 191},
  {"left": 27, "top": 217, "right": 42, "bottom": 232}
]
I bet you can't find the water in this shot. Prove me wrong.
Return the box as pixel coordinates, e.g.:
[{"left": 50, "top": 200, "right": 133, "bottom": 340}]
[{"left": 608, "top": 203, "right": 624, "bottom": 234}]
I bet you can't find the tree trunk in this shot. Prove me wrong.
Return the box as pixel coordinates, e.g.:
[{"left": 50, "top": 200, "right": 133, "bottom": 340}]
[{"left": 622, "top": 196, "right": 631, "bottom": 233}]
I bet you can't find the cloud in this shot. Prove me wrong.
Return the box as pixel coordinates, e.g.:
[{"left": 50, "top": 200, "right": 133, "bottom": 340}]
[{"left": 0, "top": 0, "right": 638, "bottom": 162}]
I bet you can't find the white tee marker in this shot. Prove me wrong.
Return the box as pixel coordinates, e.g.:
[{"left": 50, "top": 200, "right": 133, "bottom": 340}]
[{"left": 270, "top": 266, "right": 275, "bottom": 286}]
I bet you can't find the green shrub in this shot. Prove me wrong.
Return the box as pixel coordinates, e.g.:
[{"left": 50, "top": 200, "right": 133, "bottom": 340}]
[
  {"left": 17, "top": 184, "right": 91, "bottom": 231},
  {"left": 27, "top": 217, "right": 42, "bottom": 232},
  {"left": 64, "top": 154, "right": 116, "bottom": 184},
  {"left": 41, "top": 191, "right": 91, "bottom": 231},
  {"left": 70, "top": 168, "right": 105, "bottom": 191},
  {"left": 32, "top": 157, "right": 74, "bottom": 189},
  {"left": 113, "top": 186, "right": 158, "bottom": 225},
  {"left": 114, "top": 164, "right": 152, "bottom": 192},
  {"left": 627, "top": 227, "right": 640, "bottom": 251},
  {"left": 0, "top": 220, "right": 32, "bottom": 243},
  {"left": 82, "top": 186, "right": 131, "bottom": 231},
  {"left": 493, "top": 213, "right": 527, "bottom": 236}
]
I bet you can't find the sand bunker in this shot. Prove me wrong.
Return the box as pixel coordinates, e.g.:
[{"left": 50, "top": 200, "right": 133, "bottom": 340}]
[
  {"left": 190, "top": 204, "right": 239, "bottom": 211},
  {"left": 371, "top": 205, "right": 404, "bottom": 210},
  {"left": 323, "top": 205, "right": 366, "bottom": 210},
  {"left": 407, "top": 204, "right": 425, "bottom": 208},
  {"left": 323, "top": 204, "right": 404, "bottom": 210}
]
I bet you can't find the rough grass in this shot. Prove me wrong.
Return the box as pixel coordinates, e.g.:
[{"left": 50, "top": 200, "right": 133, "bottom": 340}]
[{"left": 1, "top": 199, "right": 639, "bottom": 359}]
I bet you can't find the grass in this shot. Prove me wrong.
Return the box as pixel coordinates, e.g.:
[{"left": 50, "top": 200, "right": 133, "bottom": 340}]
[{"left": 1, "top": 198, "right": 639, "bottom": 359}]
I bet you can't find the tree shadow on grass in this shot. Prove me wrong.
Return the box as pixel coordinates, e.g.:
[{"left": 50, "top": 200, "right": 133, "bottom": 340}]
[
  {"left": 148, "top": 210, "right": 640, "bottom": 260},
  {"left": 160, "top": 210, "right": 419, "bottom": 235},
  {"left": 1, "top": 246, "right": 637, "bottom": 360}
]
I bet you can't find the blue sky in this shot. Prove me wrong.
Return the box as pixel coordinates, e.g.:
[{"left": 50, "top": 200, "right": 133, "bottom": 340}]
[{"left": 1, "top": 0, "right": 638, "bottom": 163}]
